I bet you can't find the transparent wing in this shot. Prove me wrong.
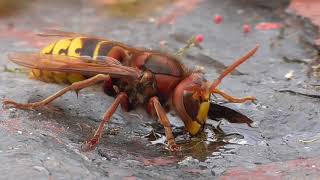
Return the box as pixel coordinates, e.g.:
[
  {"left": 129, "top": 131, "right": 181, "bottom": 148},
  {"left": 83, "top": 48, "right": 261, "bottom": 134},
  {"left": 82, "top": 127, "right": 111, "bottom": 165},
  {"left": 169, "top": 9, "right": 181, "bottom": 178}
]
[
  {"left": 8, "top": 52, "right": 141, "bottom": 79},
  {"left": 36, "top": 29, "right": 108, "bottom": 40}
]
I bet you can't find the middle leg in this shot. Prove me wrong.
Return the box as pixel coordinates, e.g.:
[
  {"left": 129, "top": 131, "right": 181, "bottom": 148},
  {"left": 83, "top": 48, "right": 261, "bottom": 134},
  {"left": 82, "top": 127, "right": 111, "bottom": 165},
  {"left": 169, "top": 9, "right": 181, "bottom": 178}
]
[{"left": 81, "top": 92, "right": 128, "bottom": 152}]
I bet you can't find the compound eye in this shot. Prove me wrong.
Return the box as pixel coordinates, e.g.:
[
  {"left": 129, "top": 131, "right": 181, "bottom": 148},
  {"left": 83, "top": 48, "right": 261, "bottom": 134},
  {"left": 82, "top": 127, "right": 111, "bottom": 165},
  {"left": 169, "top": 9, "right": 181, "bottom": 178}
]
[
  {"left": 183, "top": 90, "right": 210, "bottom": 126},
  {"left": 183, "top": 91, "right": 200, "bottom": 120}
]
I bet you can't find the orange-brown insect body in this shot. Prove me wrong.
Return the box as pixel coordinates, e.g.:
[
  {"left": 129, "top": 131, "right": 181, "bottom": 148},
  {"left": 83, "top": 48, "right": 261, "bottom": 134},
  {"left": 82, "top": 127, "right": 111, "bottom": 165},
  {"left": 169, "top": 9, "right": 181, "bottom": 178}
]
[
  {"left": 34, "top": 37, "right": 188, "bottom": 108},
  {"left": 5, "top": 30, "right": 258, "bottom": 151}
]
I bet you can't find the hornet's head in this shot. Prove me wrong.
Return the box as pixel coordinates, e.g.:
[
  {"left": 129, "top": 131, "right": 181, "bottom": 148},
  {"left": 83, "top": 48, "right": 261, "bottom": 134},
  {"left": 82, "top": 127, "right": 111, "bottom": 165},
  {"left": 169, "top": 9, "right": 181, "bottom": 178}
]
[
  {"left": 172, "top": 45, "right": 259, "bottom": 135},
  {"left": 173, "top": 72, "right": 210, "bottom": 135}
]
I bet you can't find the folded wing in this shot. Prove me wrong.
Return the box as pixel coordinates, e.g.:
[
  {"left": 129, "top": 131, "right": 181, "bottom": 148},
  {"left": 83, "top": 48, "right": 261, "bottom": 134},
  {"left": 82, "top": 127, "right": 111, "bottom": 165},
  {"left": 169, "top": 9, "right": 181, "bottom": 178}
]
[
  {"left": 208, "top": 103, "right": 253, "bottom": 127},
  {"left": 8, "top": 52, "right": 141, "bottom": 79}
]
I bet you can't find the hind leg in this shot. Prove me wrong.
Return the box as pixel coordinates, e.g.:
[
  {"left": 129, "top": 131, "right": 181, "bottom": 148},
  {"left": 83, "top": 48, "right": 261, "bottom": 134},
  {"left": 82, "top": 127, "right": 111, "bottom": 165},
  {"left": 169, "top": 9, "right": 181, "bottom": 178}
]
[{"left": 3, "top": 74, "right": 110, "bottom": 110}]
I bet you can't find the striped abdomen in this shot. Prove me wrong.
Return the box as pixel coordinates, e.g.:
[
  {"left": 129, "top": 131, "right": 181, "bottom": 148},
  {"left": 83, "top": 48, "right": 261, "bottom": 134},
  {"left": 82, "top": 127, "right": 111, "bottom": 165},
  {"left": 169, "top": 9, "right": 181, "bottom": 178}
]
[{"left": 30, "top": 37, "right": 129, "bottom": 84}]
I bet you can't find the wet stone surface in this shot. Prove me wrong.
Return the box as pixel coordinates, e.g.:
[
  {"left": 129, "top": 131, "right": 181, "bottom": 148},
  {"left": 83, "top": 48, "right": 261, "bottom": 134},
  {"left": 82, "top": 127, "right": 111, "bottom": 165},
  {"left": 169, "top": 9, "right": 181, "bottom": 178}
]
[{"left": 0, "top": 0, "right": 320, "bottom": 179}]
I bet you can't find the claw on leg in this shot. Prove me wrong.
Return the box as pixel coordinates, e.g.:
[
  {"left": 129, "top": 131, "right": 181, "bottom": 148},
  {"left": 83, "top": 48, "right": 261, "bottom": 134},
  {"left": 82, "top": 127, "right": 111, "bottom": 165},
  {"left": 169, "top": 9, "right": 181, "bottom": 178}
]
[
  {"left": 81, "top": 134, "right": 100, "bottom": 152},
  {"left": 168, "top": 141, "right": 181, "bottom": 152},
  {"left": 80, "top": 92, "right": 128, "bottom": 152}
]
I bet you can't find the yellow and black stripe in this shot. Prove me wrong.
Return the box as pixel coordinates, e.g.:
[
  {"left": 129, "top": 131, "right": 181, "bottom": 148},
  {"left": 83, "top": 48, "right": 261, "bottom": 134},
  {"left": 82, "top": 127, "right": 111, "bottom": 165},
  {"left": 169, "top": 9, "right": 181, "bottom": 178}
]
[{"left": 30, "top": 37, "right": 129, "bottom": 84}]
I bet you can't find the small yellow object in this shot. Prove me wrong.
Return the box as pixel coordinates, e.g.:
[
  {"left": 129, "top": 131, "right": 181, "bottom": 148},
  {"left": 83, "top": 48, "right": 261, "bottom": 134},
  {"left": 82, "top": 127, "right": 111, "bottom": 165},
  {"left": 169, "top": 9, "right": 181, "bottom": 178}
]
[
  {"left": 29, "top": 69, "right": 41, "bottom": 79},
  {"left": 187, "top": 121, "right": 202, "bottom": 135},
  {"left": 197, "top": 101, "right": 210, "bottom": 124}
]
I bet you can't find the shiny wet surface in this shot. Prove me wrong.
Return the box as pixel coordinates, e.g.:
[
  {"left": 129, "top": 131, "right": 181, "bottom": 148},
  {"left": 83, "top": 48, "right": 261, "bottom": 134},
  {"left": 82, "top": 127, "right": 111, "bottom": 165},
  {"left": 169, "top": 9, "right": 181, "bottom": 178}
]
[{"left": 0, "top": 0, "right": 320, "bottom": 179}]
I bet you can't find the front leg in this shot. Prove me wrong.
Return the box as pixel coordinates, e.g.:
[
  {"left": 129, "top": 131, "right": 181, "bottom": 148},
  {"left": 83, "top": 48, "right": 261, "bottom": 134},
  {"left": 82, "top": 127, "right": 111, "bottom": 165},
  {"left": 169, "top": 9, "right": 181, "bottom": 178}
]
[{"left": 148, "top": 97, "right": 180, "bottom": 152}]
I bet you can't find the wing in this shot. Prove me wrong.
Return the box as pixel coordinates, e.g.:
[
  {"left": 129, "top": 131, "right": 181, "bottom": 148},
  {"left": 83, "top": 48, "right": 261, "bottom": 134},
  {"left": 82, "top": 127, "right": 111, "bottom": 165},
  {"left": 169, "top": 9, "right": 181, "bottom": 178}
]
[
  {"left": 36, "top": 29, "right": 109, "bottom": 40},
  {"left": 37, "top": 29, "right": 149, "bottom": 53},
  {"left": 8, "top": 52, "right": 142, "bottom": 79},
  {"left": 208, "top": 103, "right": 253, "bottom": 127}
]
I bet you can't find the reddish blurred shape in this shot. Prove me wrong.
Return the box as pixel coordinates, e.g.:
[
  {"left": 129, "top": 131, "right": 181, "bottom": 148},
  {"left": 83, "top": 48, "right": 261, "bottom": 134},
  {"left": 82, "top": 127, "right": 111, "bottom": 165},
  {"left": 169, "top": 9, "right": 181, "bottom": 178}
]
[
  {"left": 0, "top": 118, "right": 22, "bottom": 134},
  {"left": 243, "top": 24, "right": 251, "bottom": 33},
  {"left": 221, "top": 157, "right": 320, "bottom": 179},
  {"left": 143, "top": 157, "right": 178, "bottom": 166},
  {"left": 183, "top": 168, "right": 205, "bottom": 174},
  {"left": 288, "top": 0, "right": 320, "bottom": 28},
  {"left": 95, "top": 0, "right": 124, "bottom": 5},
  {"left": 314, "top": 39, "right": 320, "bottom": 46},
  {"left": 123, "top": 176, "right": 137, "bottom": 180},
  {"left": 195, "top": 34, "right": 204, "bottom": 43},
  {"left": 289, "top": 0, "right": 320, "bottom": 47},
  {"left": 157, "top": 0, "right": 203, "bottom": 26},
  {"left": 255, "top": 22, "right": 283, "bottom": 30},
  {"left": 214, "top": 15, "right": 223, "bottom": 24}
]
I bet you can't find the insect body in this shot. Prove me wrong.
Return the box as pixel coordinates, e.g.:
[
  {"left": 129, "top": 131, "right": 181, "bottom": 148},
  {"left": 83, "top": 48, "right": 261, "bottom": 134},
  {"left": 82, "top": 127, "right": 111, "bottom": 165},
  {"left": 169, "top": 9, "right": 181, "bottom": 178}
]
[
  {"left": 31, "top": 37, "right": 137, "bottom": 84},
  {"left": 3, "top": 30, "right": 258, "bottom": 151}
]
